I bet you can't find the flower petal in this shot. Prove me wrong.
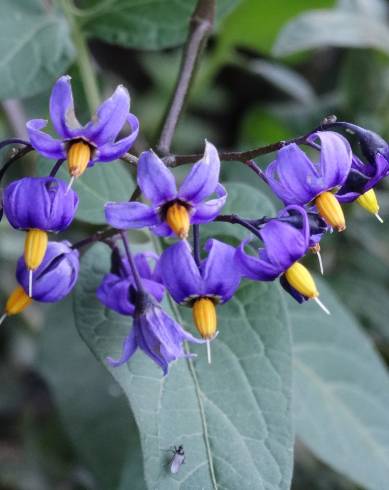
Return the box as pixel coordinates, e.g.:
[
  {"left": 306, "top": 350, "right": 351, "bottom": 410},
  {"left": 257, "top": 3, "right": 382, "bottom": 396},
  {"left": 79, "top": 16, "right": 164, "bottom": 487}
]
[
  {"left": 82, "top": 85, "right": 130, "bottom": 146},
  {"left": 105, "top": 202, "right": 159, "bottom": 229},
  {"left": 95, "top": 114, "right": 140, "bottom": 163},
  {"left": 137, "top": 150, "right": 177, "bottom": 206},
  {"left": 201, "top": 239, "right": 240, "bottom": 303},
  {"left": 159, "top": 240, "right": 203, "bottom": 304},
  {"left": 96, "top": 274, "right": 135, "bottom": 315},
  {"left": 191, "top": 183, "right": 227, "bottom": 224},
  {"left": 236, "top": 239, "right": 280, "bottom": 281},
  {"left": 151, "top": 222, "right": 174, "bottom": 237},
  {"left": 49, "top": 75, "right": 82, "bottom": 139},
  {"left": 310, "top": 131, "right": 352, "bottom": 189},
  {"left": 107, "top": 327, "right": 137, "bottom": 367},
  {"left": 26, "top": 119, "right": 66, "bottom": 159},
  {"left": 178, "top": 141, "right": 220, "bottom": 204}
]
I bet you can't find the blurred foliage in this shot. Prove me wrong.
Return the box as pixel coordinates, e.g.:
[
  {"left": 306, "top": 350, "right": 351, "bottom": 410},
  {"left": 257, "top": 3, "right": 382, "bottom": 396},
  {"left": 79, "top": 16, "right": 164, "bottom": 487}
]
[{"left": 1, "top": 0, "right": 389, "bottom": 489}]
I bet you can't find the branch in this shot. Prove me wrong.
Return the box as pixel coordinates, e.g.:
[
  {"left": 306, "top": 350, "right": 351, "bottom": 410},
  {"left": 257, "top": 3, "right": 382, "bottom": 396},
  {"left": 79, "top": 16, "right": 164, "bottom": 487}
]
[{"left": 157, "top": 0, "right": 216, "bottom": 155}]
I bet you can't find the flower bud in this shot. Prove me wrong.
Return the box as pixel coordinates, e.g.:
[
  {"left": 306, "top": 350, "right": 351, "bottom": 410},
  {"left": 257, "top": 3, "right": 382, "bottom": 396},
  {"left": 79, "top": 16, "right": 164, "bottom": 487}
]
[
  {"left": 315, "top": 191, "right": 346, "bottom": 231},
  {"left": 16, "top": 241, "right": 79, "bottom": 302},
  {"left": 192, "top": 297, "right": 217, "bottom": 339},
  {"left": 166, "top": 203, "right": 190, "bottom": 239}
]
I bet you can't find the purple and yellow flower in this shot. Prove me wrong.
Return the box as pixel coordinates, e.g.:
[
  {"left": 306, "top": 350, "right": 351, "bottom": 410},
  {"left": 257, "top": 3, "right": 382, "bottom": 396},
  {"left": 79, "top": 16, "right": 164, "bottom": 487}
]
[
  {"left": 106, "top": 291, "right": 205, "bottom": 375},
  {"left": 265, "top": 131, "right": 352, "bottom": 231},
  {"left": 0, "top": 241, "right": 79, "bottom": 325},
  {"left": 97, "top": 250, "right": 164, "bottom": 315},
  {"left": 26, "top": 75, "right": 139, "bottom": 180},
  {"left": 105, "top": 142, "right": 226, "bottom": 239},
  {"left": 159, "top": 239, "right": 241, "bottom": 361},
  {"left": 3, "top": 177, "right": 79, "bottom": 291},
  {"left": 236, "top": 205, "right": 329, "bottom": 312}
]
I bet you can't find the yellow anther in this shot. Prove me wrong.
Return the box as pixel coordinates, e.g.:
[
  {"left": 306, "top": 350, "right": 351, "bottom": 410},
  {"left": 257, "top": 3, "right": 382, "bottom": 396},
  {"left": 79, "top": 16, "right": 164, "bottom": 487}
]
[
  {"left": 284, "top": 262, "right": 318, "bottom": 299},
  {"left": 356, "top": 188, "right": 380, "bottom": 216},
  {"left": 67, "top": 141, "right": 91, "bottom": 177},
  {"left": 5, "top": 286, "right": 32, "bottom": 316},
  {"left": 192, "top": 297, "right": 217, "bottom": 339},
  {"left": 24, "top": 229, "right": 48, "bottom": 271},
  {"left": 315, "top": 191, "right": 346, "bottom": 231},
  {"left": 166, "top": 203, "right": 190, "bottom": 239}
]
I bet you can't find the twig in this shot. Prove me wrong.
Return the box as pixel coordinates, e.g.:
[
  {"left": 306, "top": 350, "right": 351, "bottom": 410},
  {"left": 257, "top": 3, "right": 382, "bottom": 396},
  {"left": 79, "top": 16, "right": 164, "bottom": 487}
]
[
  {"left": 157, "top": 0, "right": 216, "bottom": 155},
  {"left": 192, "top": 224, "right": 201, "bottom": 266}
]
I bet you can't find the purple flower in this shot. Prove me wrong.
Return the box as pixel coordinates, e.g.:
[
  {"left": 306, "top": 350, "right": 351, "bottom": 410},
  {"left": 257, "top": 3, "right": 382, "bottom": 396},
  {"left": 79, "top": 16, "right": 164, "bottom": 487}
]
[
  {"left": 106, "top": 292, "right": 204, "bottom": 375},
  {"left": 26, "top": 75, "right": 139, "bottom": 174},
  {"left": 266, "top": 131, "right": 352, "bottom": 205},
  {"left": 105, "top": 142, "right": 226, "bottom": 239},
  {"left": 3, "top": 177, "right": 78, "bottom": 231},
  {"left": 16, "top": 241, "right": 79, "bottom": 302},
  {"left": 236, "top": 205, "right": 310, "bottom": 282},
  {"left": 97, "top": 250, "right": 164, "bottom": 316}
]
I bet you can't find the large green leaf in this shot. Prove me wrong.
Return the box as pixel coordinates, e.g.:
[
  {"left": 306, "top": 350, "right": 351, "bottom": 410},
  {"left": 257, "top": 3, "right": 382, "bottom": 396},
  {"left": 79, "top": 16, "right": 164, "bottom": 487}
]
[
  {"left": 37, "top": 157, "right": 134, "bottom": 224},
  {"left": 0, "top": 0, "right": 74, "bottom": 100},
  {"left": 36, "top": 298, "right": 144, "bottom": 489},
  {"left": 290, "top": 279, "right": 389, "bottom": 490},
  {"left": 81, "top": 0, "right": 240, "bottom": 50},
  {"left": 74, "top": 241, "right": 294, "bottom": 489}
]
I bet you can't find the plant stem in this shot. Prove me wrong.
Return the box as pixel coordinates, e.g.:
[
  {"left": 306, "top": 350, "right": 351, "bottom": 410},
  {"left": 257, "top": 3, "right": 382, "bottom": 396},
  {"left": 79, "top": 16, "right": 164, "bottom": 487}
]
[
  {"left": 192, "top": 224, "right": 201, "bottom": 266},
  {"left": 120, "top": 231, "right": 145, "bottom": 293},
  {"left": 157, "top": 0, "right": 216, "bottom": 155},
  {"left": 0, "top": 146, "right": 34, "bottom": 183},
  {"left": 49, "top": 159, "right": 65, "bottom": 177},
  {"left": 60, "top": 0, "right": 100, "bottom": 114}
]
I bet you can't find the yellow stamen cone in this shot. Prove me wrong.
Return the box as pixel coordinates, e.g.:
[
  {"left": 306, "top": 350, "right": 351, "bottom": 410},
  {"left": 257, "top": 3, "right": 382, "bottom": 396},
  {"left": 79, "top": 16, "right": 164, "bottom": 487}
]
[
  {"left": 67, "top": 141, "right": 91, "bottom": 178},
  {"left": 0, "top": 286, "right": 33, "bottom": 325},
  {"left": 284, "top": 262, "right": 318, "bottom": 299},
  {"left": 356, "top": 189, "right": 383, "bottom": 222},
  {"left": 315, "top": 191, "right": 346, "bottom": 231},
  {"left": 24, "top": 229, "right": 48, "bottom": 271},
  {"left": 192, "top": 298, "right": 217, "bottom": 339},
  {"left": 166, "top": 203, "right": 190, "bottom": 239}
]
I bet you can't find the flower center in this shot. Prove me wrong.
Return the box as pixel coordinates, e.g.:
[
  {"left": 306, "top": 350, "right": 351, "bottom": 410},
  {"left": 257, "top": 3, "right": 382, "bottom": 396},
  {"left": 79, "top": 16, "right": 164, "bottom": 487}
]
[
  {"left": 166, "top": 202, "right": 190, "bottom": 239},
  {"left": 24, "top": 229, "right": 48, "bottom": 271},
  {"left": 314, "top": 191, "right": 346, "bottom": 231},
  {"left": 356, "top": 188, "right": 383, "bottom": 222},
  {"left": 192, "top": 297, "right": 217, "bottom": 339},
  {"left": 67, "top": 141, "right": 91, "bottom": 178},
  {"left": 284, "top": 262, "right": 318, "bottom": 299}
]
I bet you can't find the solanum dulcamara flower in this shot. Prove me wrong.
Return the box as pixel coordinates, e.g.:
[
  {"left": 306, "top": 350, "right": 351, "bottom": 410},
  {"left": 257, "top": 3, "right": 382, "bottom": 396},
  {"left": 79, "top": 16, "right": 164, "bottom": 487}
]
[
  {"left": 26, "top": 75, "right": 139, "bottom": 183},
  {"left": 265, "top": 131, "right": 352, "bottom": 232},
  {"left": 97, "top": 249, "right": 164, "bottom": 315},
  {"left": 236, "top": 205, "right": 330, "bottom": 314},
  {"left": 105, "top": 141, "right": 226, "bottom": 239},
  {"left": 99, "top": 247, "right": 204, "bottom": 375},
  {"left": 330, "top": 123, "right": 389, "bottom": 222},
  {"left": 158, "top": 239, "right": 241, "bottom": 363},
  {"left": 0, "top": 241, "right": 79, "bottom": 325},
  {"left": 3, "top": 177, "right": 79, "bottom": 296}
]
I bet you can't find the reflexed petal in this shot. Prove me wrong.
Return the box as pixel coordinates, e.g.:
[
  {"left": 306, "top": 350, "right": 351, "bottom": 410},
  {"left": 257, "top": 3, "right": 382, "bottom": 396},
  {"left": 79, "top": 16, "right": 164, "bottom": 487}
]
[
  {"left": 26, "top": 119, "right": 66, "bottom": 159},
  {"left": 107, "top": 327, "right": 137, "bottom": 367},
  {"left": 134, "top": 252, "right": 159, "bottom": 280},
  {"left": 105, "top": 202, "right": 159, "bottom": 229},
  {"left": 159, "top": 240, "right": 203, "bottom": 304},
  {"left": 142, "top": 278, "right": 165, "bottom": 303},
  {"left": 137, "top": 150, "right": 177, "bottom": 206},
  {"left": 96, "top": 274, "right": 135, "bottom": 315},
  {"left": 266, "top": 143, "right": 321, "bottom": 205},
  {"left": 191, "top": 184, "right": 227, "bottom": 224},
  {"left": 49, "top": 75, "right": 82, "bottom": 139},
  {"left": 236, "top": 239, "right": 280, "bottom": 280},
  {"left": 201, "top": 239, "right": 240, "bottom": 303},
  {"left": 178, "top": 141, "right": 220, "bottom": 204},
  {"left": 310, "top": 131, "right": 352, "bottom": 189},
  {"left": 95, "top": 114, "right": 139, "bottom": 163},
  {"left": 83, "top": 85, "right": 130, "bottom": 146}
]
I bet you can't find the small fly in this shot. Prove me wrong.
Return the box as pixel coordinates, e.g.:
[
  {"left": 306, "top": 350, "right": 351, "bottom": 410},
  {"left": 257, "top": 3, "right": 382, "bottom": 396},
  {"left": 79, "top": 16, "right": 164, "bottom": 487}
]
[{"left": 169, "top": 445, "right": 185, "bottom": 474}]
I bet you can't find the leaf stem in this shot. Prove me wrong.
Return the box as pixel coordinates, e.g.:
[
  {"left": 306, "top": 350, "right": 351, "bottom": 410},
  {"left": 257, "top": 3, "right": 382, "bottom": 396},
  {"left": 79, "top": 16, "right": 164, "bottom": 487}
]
[
  {"left": 157, "top": 0, "right": 216, "bottom": 155},
  {"left": 60, "top": 0, "right": 100, "bottom": 114}
]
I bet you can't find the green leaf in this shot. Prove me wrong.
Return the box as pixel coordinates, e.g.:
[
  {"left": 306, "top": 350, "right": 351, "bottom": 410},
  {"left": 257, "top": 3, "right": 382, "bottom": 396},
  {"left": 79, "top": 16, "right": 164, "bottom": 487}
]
[
  {"left": 37, "top": 157, "right": 134, "bottom": 225},
  {"left": 273, "top": 8, "right": 389, "bottom": 57},
  {"left": 290, "top": 279, "right": 389, "bottom": 490},
  {"left": 219, "top": 0, "right": 335, "bottom": 54},
  {"left": 81, "top": 0, "right": 240, "bottom": 50},
  {"left": 36, "top": 298, "right": 144, "bottom": 489},
  {"left": 0, "top": 0, "right": 74, "bottom": 100},
  {"left": 74, "top": 241, "right": 294, "bottom": 489}
]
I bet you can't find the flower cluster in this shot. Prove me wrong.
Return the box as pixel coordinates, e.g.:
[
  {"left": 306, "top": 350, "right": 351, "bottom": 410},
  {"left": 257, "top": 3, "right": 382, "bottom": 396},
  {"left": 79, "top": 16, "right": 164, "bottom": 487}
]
[{"left": 1, "top": 75, "right": 388, "bottom": 375}]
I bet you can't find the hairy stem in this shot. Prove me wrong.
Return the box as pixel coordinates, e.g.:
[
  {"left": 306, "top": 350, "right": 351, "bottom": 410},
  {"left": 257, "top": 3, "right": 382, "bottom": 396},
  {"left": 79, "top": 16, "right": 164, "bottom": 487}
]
[{"left": 157, "top": 0, "right": 216, "bottom": 155}]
